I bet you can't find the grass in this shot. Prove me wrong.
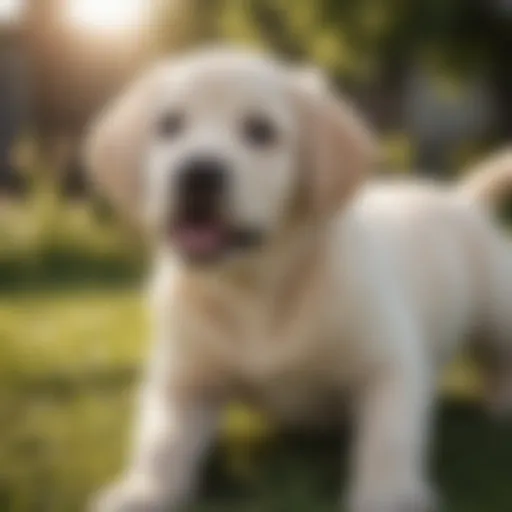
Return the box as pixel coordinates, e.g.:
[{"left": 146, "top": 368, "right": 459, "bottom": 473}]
[
  {"left": 1, "top": 287, "right": 512, "bottom": 512},
  {"left": 0, "top": 288, "right": 144, "bottom": 512},
  {"left": 0, "top": 191, "right": 144, "bottom": 290}
]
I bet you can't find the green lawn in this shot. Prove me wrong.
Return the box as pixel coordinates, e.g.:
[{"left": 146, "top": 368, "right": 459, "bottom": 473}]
[{"left": 1, "top": 288, "right": 512, "bottom": 512}]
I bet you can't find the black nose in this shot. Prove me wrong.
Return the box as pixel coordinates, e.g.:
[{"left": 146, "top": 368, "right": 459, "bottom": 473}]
[{"left": 178, "top": 157, "right": 226, "bottom": 198}]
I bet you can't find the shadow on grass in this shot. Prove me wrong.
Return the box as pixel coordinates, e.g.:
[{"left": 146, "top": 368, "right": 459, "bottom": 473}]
[{"left": 195, "top": 401, "right": 512, "bottom": 512}]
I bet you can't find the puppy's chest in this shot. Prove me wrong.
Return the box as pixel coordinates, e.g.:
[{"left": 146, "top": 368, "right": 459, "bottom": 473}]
[
  {"left": 224, "top": 314, "right": 346, "bottom": 423},
  {"left": 181, "top": 281, "right": 358, "bottom": 395},
  {"left": 197, "top": 297, "right": 326, "bottom": 370}
]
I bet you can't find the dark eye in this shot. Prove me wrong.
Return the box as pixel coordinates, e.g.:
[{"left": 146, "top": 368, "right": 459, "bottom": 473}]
[
  {"left": 155, "top": 111, "right": 185, "bottom": 139},
  {"left": 242, "top": 114, "right": 278, "bottom": 147}
]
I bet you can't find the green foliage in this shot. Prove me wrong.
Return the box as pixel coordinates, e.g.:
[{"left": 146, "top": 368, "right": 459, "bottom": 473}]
[
  {"left": 217, "top": 0, "right": 394, "bottom": 82},
  {"left": 213, "top": 0, "right": 509, "bottom": 89},
  {"left": 381, "top": 131, "right": 416, "bottom": 171},
  {"left": 0, "top": 188, "right": 145, "bottom": 290}
]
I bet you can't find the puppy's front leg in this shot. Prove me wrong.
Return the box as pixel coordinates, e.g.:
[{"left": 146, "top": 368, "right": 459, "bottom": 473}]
[
  {"left": 349, "top": 345, "right": 435, "bottom": 512},
  {"left": 92, "top": 344, "right": 221, "bottom": 512}
]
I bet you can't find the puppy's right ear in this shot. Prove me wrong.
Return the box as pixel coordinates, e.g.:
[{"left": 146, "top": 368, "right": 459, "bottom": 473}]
[{"left": 85, "top": 64, "right": 166, "bottom": 224}]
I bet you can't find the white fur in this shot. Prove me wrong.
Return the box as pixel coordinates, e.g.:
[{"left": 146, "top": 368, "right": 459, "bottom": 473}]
[{"left": 87, "top": 48, "right": 512, "bottom": 512}]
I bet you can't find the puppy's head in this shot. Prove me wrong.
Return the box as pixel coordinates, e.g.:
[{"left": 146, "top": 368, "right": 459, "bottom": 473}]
[{"left": 86, "top": 48, "right": 376, "bottom": 264}]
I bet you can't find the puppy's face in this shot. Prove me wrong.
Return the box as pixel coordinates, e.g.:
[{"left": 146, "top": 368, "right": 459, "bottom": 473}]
[
  {"left": 86, "top": 49, "right": 376, "bottom": 264},
  {"left": 145, "top": 55, "right": 299, "bottom": 262}
]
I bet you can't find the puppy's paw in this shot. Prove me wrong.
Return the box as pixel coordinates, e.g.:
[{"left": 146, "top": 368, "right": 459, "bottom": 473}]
[
  {"left": 90, "top": 476, "right": 169, "bottom": 512},
  {"left": 348, "top": 483, "right": 438, "bottom": 512}
]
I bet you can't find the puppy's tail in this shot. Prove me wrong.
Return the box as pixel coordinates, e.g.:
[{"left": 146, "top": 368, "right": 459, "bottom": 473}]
[{"left": 459, "top": 148, "right": 512, "bottom": 207}]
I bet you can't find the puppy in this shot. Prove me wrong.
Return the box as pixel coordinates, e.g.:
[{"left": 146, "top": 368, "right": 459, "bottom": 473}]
[{"left": 86, "top": 47, "right": 512, "bottom": 512}]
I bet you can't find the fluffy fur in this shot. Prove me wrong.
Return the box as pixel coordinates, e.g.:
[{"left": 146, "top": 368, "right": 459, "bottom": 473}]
[{"left": 86, "top": 48, "right": 512, "bottom": 512}]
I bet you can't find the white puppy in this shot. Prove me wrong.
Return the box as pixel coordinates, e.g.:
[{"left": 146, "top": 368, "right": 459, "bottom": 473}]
[{"left": 86, "top": 47, "right": 512, "bottom": 512}]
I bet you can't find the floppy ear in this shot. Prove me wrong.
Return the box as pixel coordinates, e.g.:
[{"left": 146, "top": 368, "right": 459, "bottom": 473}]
[
  {"left": 84, "top": 64, "right": 166, "bottom": 224},
  {"left": 291, "top": 69, "right": 378, "bottom": 218}
]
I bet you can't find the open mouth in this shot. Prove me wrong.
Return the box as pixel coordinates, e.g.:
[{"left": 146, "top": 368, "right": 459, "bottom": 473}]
[
  {"left": 172, "top": 221, "right": 227, "bottom": 260},
  {"left": 170, "top": 221, "right": 263, "bottom": 263}
]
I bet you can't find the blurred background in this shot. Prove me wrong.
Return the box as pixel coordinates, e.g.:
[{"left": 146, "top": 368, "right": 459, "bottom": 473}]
[{"left": 0, "top": 1, "right": 510, "bottom": 511}]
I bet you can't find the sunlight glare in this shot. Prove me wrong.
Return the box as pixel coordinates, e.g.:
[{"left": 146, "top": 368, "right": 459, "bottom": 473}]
[
  {"left": 68, "top": 0, "right": 147, "bottom": 30},
  {"left": 0, "top": 0, "right": 23, "bottom": 23}
]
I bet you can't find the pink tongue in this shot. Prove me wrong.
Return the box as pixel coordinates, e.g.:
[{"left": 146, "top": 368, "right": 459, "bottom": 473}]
[{"left": 176, "top": 226, "right": 224, "bottom": 255}]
